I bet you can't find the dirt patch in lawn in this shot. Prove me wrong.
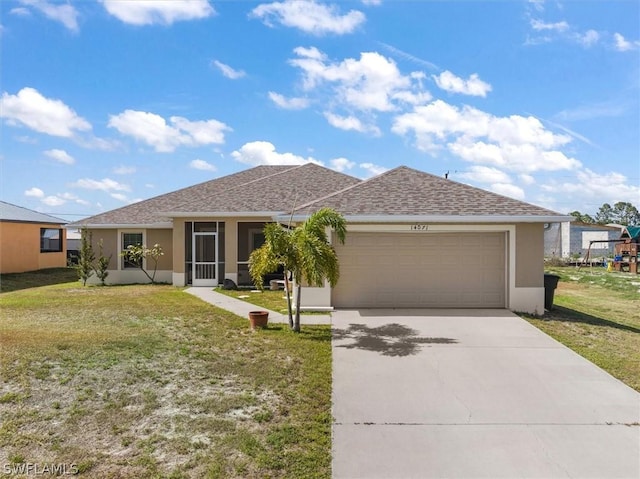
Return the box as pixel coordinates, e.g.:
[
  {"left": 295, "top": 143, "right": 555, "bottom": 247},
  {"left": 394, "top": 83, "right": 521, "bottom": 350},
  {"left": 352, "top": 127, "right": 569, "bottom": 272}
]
[{"left": 0, "top": 283, "right": 331, "bottom": 478}]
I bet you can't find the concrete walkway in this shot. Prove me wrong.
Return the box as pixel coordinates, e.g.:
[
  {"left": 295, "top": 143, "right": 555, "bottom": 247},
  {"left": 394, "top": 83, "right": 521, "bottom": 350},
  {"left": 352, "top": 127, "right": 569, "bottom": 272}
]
[
  {"left": 332, "top": 309, "right": 640, "bottom": 478},
  {"left": 185, "top": 287, "right": 331, "bottom": 324}
]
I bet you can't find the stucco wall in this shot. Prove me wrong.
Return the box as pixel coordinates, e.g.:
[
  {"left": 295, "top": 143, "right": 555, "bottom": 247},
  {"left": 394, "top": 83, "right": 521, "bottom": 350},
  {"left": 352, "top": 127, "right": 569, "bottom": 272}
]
[
  {"left": 90, "top": 229, "right": 118, "bottom": 269},
  {"left": 148, "top": 229, "right": 173, "bottom": 270},
  {"left": 515, "top": 223, "right": 543, "bottom": 287},
  {"left": 0, "top": 221, "right": 66, "bottom": 273}
]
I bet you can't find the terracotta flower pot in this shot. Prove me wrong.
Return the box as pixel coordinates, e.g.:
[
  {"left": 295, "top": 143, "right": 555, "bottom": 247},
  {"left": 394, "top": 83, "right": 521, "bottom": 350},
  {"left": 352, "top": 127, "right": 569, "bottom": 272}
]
[{"left": 248, "top": 311, "right": 269, "bottom": 330}]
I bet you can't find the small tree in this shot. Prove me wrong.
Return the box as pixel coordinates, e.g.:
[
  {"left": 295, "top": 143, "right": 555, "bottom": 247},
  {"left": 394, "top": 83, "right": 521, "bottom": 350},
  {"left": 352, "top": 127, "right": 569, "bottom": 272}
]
[
  {"left": 121, "top": 243, "right": 164, "bottom": 284},
  {"left": 250, "top": 208, "right": 346, "bottom": 332},
  {"left": 76, "top": 227, "right": 95, "bottom": 286},
  {"left": 94, "top": 239, "right": 112, "bottom": 286}
]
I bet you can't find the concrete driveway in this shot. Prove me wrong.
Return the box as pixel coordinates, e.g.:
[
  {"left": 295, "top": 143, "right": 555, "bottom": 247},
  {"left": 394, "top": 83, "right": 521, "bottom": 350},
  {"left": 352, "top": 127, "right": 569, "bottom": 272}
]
[{"left": 332, "top": 310, "right": 640, "bottom": 478}]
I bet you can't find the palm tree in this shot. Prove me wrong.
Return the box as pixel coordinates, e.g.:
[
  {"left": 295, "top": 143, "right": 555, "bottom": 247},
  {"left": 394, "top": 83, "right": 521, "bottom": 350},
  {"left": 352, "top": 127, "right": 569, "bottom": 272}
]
[{"left": 249, "top": 208, "right": 347, "bottom": 332}]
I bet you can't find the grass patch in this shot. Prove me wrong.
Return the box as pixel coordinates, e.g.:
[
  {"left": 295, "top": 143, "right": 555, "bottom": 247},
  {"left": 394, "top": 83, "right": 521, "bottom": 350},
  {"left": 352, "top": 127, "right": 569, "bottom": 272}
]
[
  {"left": 0, "top": 267, "right": 77, "bottom": 293},
  {"left": 523, "top": 266, "right": 640, "bottom": 392},
  {"left": 217, "top": 288, "right": 325, "bottom": 315},
  {"left": 0, "top": 275, "right": 331, "bottom": 478}
]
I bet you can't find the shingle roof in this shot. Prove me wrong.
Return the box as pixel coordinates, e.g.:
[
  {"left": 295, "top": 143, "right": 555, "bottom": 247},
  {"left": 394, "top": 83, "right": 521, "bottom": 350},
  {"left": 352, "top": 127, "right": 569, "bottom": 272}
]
[
  {"left": 0, "top": 201, "right": 66, "bottom": 224},
  {"left": 168, "top": 163, "right": 362, "bottom": 215},
  {"left": 290, "top": 166, "right": 565, "bottom": 219},
  {"left": 70, "top": 165, "right": 294, "bottom": 226},
  {"left": 71, "top": 164, "right": 360, "bottom": 226}
]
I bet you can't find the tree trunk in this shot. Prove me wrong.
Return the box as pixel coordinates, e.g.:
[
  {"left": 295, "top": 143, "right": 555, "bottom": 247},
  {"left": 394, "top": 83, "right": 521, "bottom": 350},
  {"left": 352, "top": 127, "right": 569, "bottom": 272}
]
[
  {"left": 284, "top": 270, "right": 294, "bottom": 329},
  {"left": 293, "top": 281, "right": 302, "bottom": 333}
]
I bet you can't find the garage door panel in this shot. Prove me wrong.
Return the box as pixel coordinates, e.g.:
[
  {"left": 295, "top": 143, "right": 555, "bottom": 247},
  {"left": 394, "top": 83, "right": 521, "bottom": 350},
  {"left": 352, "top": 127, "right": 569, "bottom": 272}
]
[{"left": 333, "top": 232, "right": 506, "bottom": 309}]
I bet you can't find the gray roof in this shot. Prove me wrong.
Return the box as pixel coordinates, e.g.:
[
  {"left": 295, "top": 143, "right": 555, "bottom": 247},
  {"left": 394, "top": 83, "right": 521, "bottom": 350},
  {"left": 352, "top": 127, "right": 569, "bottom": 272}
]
[
  {"left": 72, "top": 164, "right": 360, "bottom": 226},
  {"left": 0, "top": 201, "right": 66, "bottom": 224},
  {"left": 290, "top": 166, "right": 566, "bottom": 220},
  {"left": 168, "top": 163, "right": 362, "bottom": 215}
]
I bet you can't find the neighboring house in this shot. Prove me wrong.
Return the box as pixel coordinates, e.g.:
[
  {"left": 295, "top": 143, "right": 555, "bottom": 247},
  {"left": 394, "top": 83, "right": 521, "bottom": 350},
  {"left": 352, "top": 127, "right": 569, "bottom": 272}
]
[
  {"left": 0, "top": 200, "right": 67, "bottom": 274},
  {"left": 69, "top": 164, "right": 571, "bottom": 314},
  {"left": 544, "top": 222, "right": 622, "bottom": 260},
  {"left": 66, "top": 229, "right": 82, "bottom": 265}
]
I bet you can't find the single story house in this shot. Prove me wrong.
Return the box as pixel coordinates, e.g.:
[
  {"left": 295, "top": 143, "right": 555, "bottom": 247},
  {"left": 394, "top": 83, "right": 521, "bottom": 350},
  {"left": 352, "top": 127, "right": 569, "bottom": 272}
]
[
  {"left": 0, "top": 200, "right": 67, "bottom": 274},
  {"left": 70, "top": 164, "right": 571, "bottom": 314},
  {"left": 544, "top": 221, "right": 622, "bottom": 260}
]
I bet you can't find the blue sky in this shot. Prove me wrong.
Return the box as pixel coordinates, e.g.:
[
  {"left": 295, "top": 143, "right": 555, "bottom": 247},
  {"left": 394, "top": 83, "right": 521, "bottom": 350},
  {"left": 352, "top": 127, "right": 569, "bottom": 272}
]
[{"left": 1, "top": 0, "right": 638, "bottom": 222}]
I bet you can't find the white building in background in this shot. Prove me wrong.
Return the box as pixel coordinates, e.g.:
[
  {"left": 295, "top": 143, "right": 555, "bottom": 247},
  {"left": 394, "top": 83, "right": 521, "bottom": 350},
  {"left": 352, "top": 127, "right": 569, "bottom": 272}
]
[{"left": 544, "top": 222, "right": 623, "bottom": 259}]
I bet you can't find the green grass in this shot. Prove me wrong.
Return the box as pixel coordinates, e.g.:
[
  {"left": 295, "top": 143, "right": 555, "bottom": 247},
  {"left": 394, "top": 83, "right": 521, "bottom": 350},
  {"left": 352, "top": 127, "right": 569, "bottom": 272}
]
[
  {"left": 523, "top": 266, "right": 640, "bottom": 392},
  {"left": 217, "top": 288, "right": 325, "bottom": 315},
  {"left": 0, "top": 276, "right": 331, "bottom": 478},
  {"left": 0, "top": 267, "right": 78, "bottom": 293}
]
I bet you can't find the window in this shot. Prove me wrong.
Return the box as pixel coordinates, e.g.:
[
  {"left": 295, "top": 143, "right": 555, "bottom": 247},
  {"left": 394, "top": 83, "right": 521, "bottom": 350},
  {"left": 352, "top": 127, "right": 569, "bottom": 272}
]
[
  {"left": 122, "top": 232, "right": 143, "bottom": 269},
  {"left": 40, "top": 228, "right": 62, "bottom": 253}
]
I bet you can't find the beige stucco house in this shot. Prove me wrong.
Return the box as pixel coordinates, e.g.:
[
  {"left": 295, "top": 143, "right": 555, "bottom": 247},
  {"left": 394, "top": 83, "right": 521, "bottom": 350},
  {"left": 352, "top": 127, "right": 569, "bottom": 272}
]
[
  {"left": 70, "top": 164, "right": 571, "bottom": 314},
  {"left": 0, "top": 201, "right": 67, "bottom": 274}
]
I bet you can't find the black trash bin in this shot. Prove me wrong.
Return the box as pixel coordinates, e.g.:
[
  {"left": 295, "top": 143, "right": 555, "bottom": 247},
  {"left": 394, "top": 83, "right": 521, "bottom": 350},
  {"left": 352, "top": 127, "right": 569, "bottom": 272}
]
[{"left": 543, "top": 274, "right": 560, "bottom": 310}]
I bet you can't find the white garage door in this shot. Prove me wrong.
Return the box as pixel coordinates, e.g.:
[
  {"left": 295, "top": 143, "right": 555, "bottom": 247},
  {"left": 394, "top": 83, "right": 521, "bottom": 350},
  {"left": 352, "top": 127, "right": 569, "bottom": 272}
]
[{"left": 333, "top": 232, "right": 506, "bottom": 308}]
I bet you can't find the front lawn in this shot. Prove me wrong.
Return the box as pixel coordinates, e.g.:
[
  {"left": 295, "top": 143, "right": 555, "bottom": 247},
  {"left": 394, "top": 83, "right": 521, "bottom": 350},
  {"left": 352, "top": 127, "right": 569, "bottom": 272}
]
[
  {"left": 217, "top": 288, "right": 324, "bottom": 315},
  {"left": 0, "top": 280, "right": 331, "bottom": 478},
  {"left": 524, "top": 267, "right": 640, "bottom": 392}
]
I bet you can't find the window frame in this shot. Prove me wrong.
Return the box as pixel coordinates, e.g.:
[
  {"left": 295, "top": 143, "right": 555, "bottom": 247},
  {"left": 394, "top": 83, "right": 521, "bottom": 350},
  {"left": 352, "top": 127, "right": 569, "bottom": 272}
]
[
  {"left": 40, "top": 228, "right": 63, "bottom": 253},
  {"left": 120, "top": 231, "right": 144, "bottom": 270}
]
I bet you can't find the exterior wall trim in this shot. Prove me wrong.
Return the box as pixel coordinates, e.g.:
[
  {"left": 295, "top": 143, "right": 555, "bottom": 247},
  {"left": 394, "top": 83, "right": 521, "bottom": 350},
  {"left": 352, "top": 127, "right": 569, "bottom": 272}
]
[{"left": 282, "top": 215, "right": 572, "bottom": 224}]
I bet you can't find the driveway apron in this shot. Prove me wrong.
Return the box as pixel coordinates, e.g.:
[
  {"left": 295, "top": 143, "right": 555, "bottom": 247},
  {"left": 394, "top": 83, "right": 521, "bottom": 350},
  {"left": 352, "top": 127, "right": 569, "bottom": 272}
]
[{"left": 332, "top": 309, "right": 640, "bottom": 479}]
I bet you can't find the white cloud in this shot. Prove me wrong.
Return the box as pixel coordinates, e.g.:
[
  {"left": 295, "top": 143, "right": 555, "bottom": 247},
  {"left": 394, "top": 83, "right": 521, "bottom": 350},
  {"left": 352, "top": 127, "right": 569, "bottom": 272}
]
[
  {"left": 268, "top": 92, "right": 310, "bottom": 110},
  {"left": 530, "top": 18, "right": 569, "bottom": 32},
  {"left": 25, "top": 187, "right": 44, "bottom": 198},
  {"left": 212, "top": 60, "right": 246, "bottom": 79},
  {"left": 10, "top": 7, "right": 31, "bottom": 16},
  {"left": 377, "top": 42, "right": 439, "bottom": 71},
  {"left": 113, "top": 165, "right": 136, "bottom": 175},
  {"left": 541, "top": 168, "right": 640, "bottom": 208},
  {"left": 108, "top": 110, "right": 231, "bottom": 152},
  {"left": 19, "top": 0, "right": 79, "bottom": 32},
  {"left": 575, "top": 29, "right": 599, "bottom": 47},
  {"left": 110, "top": 193, "right": 128, "bottom": 202},
  {"left": 251, "top": 0, "right": 365, "bottom": 36},
  {"left": 0, "top": 87, "right": 91, "bottom": 138},
  {"left": 101, "top": 0, "right": 215, "bottom": 25},
  {"left": 189, "top": 159, "right": 217, "bottom": 171},
  {"left": 359, "top": 162, "right": 388, "bottom": 177},
  {"left": 330, "top": 157, "right": 355, "bottom": 172},
  {"left": 323, "top": 112, "right": 380, "bottom": 135},
  {"left": 231, "top": 141, "right": 320, "bottom": 166},
  {"left": 458, "top": 166, "right": 511, "bottom": 185},
  {"left": 71, "top": 178, "right": 130, "bottom": 192},
  {"left": 59, "top": 192, "right": 90, "bottom": 206},
  {"left": 519, "top": 174, "right": 536, "bottom": 185},
  {"left": 42, "top": 196, "right": 65, "bottom": 206},
  {"left": 392, "top": 99, "right": 580, "bottom": 173},
  {"left": 44, "top": 148, "right": 74, "bottom": 165},
  {"left": 613, "top": 33, "right": 640, "bottom": 52},
  {"left": 433, "top": 71, "right": 492, "bottom": 97},
  {"left": 489, "top": 183, "right": 525, "bottom": 200},
  {"left": 289, "top": 48, "right": 421, "bottom": 112},
  {"left": 361, "top": 0, "right": 381, "bottom": 5},
  {"left": 528, "top": 0, "right": 545, "bottom": 12}
]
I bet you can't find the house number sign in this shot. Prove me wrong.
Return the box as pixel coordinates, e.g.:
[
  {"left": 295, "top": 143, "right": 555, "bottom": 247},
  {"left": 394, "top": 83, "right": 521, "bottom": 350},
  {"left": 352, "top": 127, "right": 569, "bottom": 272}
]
[{"left": 410, "top": 224, "right": 429, "bottom": 231}]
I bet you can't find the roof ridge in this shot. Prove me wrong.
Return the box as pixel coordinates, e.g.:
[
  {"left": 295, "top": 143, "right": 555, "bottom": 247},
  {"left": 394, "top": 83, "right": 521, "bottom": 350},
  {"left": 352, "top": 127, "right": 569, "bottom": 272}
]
[
  {"left": 292, "top": 165, "right": 402, "bottom": 212},
  {"left": 168, "top": 164, "right": 305, "bottom": 212}
]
